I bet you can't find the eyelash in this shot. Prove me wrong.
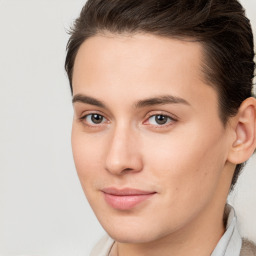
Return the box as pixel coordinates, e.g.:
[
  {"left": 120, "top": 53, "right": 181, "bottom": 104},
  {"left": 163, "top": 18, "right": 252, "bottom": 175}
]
[
  {"left": 79, "top": 112, "right": 177, "bottom": 128},
  {"left": 79, "top": 113, "right": 108, "bottom": 128},
  {"left": 143, "top": 114, "right": 177, "bottom": 127}
]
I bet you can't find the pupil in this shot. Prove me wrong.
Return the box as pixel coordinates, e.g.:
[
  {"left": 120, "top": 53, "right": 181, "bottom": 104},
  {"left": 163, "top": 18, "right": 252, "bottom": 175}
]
[
  {"left": 92, "top": 114, "right": 103, "bottom": 124},
  {"left": 155, "top": 115, "right": 167, "bottom": 125}
]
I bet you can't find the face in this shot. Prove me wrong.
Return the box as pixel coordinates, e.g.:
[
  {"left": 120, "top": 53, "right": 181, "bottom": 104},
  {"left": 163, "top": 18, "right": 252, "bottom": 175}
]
[{"left": 71, "top": 33, "right": 234, "bottom": 243}]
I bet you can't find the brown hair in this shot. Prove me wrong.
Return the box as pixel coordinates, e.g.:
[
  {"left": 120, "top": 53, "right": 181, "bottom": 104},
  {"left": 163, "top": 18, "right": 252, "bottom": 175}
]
[{"left": 65, "top": 0, "right": 255, "bottom": 189}]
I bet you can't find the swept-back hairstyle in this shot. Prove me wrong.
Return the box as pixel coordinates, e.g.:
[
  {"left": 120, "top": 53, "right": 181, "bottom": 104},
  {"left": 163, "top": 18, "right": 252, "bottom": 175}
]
[{"left": 65, "top": 0, "right": 255, "bottom": 189}]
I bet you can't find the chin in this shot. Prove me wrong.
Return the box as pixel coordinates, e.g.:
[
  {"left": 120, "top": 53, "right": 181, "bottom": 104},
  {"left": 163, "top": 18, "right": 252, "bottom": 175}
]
[
  {"left": 107, "top": 229, "right": 157, "bottom": 244},
  {"left": 97, "top": 217, "right": 148, "bottom": 243},
  {"left": 99, "top": 216, "right": 173, "bottom": 244}
]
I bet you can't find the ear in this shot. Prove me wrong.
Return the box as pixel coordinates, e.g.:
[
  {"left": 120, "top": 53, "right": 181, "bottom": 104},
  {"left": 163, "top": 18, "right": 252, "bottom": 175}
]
[{"left": 227, "top": 97, "right": 256, "bottom": 165}]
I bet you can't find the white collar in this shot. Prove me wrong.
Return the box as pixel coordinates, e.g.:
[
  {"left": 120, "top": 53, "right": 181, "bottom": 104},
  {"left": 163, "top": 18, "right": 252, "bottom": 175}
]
[{"left": 211, "top": 204, "right": 242, "bottom": 256}]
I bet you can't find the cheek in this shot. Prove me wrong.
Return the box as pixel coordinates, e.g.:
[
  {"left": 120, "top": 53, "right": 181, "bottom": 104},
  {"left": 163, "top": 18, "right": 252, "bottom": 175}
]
[
  {"left": 138, "top": 129, "right": 227, "bottom": 233},
  {"left": 71, "top": 126, "right": 104, "bottom": 189},
  {"left": 144, "top": 124, "right": 227, "bottom": 202}
]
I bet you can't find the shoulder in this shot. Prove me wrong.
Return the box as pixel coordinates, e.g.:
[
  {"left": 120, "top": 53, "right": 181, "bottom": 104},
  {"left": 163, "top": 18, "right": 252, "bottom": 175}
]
[
  {"left": 240, "top": 239, "right": 256, "bottom": 256},
  {"left": 90, "top": 234, "right": 114, "bottom": 256}
]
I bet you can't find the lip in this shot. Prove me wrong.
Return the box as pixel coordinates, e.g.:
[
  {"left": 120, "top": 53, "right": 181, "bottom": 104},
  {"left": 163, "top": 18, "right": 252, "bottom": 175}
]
[{"left": 101, "top": 187, "right": 156, "bottom": 210}]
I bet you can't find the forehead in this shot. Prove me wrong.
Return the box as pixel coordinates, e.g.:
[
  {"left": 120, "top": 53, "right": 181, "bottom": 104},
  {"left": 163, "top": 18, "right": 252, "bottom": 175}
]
[
  {"left": 73, "top": 33, "right": 204, "bottom": 87},
  {"left": 72, "top": 33, "right": 219, "bottom": 115}
]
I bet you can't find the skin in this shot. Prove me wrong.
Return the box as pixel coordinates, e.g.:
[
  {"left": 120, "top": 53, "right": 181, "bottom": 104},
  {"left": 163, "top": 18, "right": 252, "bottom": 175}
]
[{"left": 71, "top": 33, "right": 256, "bottom": 256}]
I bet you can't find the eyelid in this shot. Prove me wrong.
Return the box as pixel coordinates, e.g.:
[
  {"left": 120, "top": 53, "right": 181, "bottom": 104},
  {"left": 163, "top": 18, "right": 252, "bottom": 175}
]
[
  {"left": 144, "top": 110, "right": 178, "bottom": 121},
  {"left": 79, "top": 109, "right": 108, "bottom": 120},
  {"left": 79, "top": 111, "right": 110, "bottom": 127},
  {"left": 143, "top": 111, "right": 178, "bottom": 127},
  {"left": 77, "top": 110, "right": 178, "bottom": 128}
]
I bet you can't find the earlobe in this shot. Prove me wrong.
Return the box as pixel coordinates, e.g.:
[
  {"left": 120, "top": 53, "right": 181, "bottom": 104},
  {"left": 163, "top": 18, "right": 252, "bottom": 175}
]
[{"left": 227, "top": 97, "right": 256, "bottom": 164}]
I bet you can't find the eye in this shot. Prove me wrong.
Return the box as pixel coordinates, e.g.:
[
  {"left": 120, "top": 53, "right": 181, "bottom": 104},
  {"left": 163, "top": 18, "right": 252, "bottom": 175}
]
[
  {"left": 147, "top": 114, "right": 174, "bottom": 126},
  {"left": 83, "top": 113, "right": 106, "bottom": 125}
]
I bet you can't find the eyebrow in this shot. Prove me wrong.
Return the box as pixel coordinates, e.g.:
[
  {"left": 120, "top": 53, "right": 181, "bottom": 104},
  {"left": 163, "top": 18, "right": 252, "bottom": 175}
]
[
  {"left": 72, "top": 94, "right": 190, "bottom": 108},
  {"left": 135, "top": 95, "right": 190, "bottom": 108},
  {"left": 72, "top": 94, "right": 107, "bottom": 108}
]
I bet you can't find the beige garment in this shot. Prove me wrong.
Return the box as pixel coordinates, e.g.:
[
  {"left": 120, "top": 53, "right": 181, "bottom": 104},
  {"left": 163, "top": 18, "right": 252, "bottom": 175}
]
[
  {"left": 240, "top": 239, "right": 256, "bottom": 256},
  {"left": 90, "top": 235, "right": 114, "bottom": 256}
]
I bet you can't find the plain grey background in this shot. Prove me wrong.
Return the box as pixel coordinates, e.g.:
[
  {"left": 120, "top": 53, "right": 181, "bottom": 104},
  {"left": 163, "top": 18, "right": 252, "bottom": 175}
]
[{"left": 0, "top": 0, "right": 255, "bottom": 255}]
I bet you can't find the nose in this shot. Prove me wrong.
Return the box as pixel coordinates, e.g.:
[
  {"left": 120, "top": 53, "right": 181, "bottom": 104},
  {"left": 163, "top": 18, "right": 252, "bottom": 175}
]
[{"left": 105, "top": 125, "right": 143, "bottom": 175}]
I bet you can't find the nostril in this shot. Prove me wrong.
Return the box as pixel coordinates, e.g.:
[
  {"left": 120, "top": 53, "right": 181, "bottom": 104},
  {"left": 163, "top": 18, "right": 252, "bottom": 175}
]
[
  {"left": 105, "top": 160, "right": 143, "bottom": 175},
  {"left": 105, "top": 131, "right": 143, "bottom": 175},
  {"left": 122, "top": 168, "right": 135, "bottom": 174}
]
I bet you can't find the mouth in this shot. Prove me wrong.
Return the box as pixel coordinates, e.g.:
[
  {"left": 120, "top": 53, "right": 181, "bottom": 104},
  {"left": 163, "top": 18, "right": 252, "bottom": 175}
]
[{"left": 101, "top": 187, "right": 156, "bottom": 210}]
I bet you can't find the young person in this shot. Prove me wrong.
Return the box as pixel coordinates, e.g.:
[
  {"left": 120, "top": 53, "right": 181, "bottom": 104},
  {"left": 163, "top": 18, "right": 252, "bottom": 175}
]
[{"left": 65, "top": 0, "right": 256, "bottom": 255}]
